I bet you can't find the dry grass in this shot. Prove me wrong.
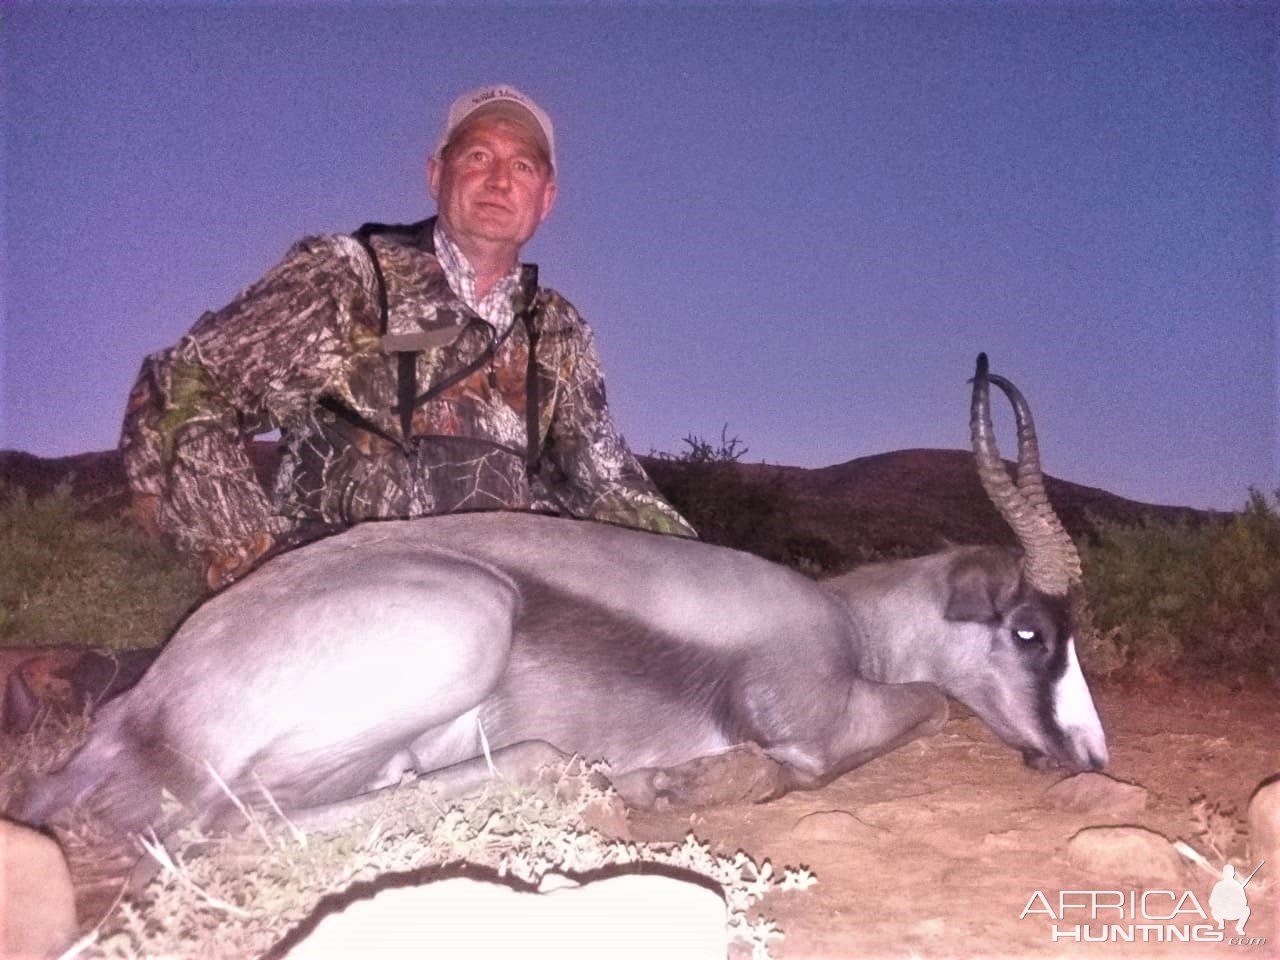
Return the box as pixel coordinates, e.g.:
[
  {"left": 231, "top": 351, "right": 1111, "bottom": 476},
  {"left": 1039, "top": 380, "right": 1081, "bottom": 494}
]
[
  {"left": 8, "top": 727, "right": 809, "bottom": 959},
  {"left": 0, "top": 710, "right": 90, "bottom": 808}
]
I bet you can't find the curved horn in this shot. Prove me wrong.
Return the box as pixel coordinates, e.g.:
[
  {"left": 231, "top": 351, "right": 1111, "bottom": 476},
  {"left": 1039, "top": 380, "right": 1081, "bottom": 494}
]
[
  {"left": 984, "top": 371, "right": 1082, "bottom": 585},
  {"left": 970, "top": 354, "right": 1080, "bottom": 595}
]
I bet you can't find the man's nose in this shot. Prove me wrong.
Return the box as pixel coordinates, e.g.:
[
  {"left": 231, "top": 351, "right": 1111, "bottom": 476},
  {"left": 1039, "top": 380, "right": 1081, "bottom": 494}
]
[{"left": 484, "top": 160, "right": 513, "bottom": 189}]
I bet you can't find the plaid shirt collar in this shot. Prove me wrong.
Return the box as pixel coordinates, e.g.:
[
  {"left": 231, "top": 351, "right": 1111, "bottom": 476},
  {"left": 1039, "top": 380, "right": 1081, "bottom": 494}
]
[{"left": 433, "top": 220, "right": 523, "bottom": 337}]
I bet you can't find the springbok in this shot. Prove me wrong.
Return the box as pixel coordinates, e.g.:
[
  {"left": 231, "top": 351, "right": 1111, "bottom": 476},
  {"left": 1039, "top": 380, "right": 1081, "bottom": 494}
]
[{"left": 14, "top": 355, "right": 1106, "bottom": 838}]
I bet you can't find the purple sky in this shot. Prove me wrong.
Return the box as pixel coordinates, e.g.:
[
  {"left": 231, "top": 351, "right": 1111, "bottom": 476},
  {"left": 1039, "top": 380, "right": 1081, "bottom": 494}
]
[{"left": 3, "top": 2, "right": 1276, "bottom": 511}]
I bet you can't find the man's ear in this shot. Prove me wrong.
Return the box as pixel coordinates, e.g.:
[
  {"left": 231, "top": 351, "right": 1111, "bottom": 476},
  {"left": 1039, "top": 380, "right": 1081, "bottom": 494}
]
[
  {"left": 537, "top": 178, "right": 558, "bottom": 224},
  {"left": 426, "top": 154, "right": 443, "bottom": 202}
]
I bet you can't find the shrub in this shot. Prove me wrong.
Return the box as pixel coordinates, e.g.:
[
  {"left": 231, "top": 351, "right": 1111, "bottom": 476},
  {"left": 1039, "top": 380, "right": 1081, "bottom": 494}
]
[
  {"left": 1080, "top": 489, "right": 1280, "bottom": 682},
  {"left": 0, "top": 482, "right": 200, "bottom": 650},
  {"left": 646, "top": 428, "right": 846, "bottom": 575}
]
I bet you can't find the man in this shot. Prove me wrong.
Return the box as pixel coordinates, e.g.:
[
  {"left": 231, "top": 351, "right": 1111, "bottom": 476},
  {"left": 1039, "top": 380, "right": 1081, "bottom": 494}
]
[{"left": 121, "top": 85, "right": 694, "bottom": 589}]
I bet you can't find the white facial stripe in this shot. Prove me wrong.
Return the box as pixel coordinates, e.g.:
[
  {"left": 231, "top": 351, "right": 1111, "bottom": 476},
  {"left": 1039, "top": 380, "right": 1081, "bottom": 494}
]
[{"left": 1053, "top": 638, "right": 1108, "bottom": 767}]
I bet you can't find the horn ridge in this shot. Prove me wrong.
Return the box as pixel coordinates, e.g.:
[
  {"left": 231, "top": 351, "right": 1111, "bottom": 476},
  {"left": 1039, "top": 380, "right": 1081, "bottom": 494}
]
[
  {"left": 970, "top": 356, "right": 1080, "bottom": 594},
  {"left": 984, "top": 371, "right": 1082, "bottom": 584}
]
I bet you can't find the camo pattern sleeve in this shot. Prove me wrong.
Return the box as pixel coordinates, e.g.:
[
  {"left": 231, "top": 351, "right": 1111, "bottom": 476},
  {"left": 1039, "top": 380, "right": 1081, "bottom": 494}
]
[
  {"left": 119, "top": 235, "right": 379, "bottom": 559},
  {"left": 535, "top": 296, "right": 697, "bottom": 538}
]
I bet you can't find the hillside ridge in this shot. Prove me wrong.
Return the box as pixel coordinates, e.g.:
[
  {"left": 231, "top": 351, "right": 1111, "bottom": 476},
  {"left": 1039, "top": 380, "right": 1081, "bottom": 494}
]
[{"left": 0, "top": 445, "right": 1218, "bottom": 563}]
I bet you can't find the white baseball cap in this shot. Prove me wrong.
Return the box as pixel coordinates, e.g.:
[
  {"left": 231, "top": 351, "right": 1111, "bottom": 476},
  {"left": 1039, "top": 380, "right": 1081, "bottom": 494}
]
[{"left": 435, "top": 85, "right": 556, "bottom": 172}]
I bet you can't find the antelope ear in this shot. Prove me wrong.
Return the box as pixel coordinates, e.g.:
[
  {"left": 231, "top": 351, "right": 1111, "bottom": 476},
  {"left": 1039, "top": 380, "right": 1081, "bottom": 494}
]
[{"left": 943, "top": 549, "right": 1021, "bottom": 624}]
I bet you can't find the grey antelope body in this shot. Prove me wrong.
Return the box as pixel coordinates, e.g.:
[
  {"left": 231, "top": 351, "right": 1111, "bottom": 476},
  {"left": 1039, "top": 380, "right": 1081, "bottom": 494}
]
[{"left": 15, "top": 356, "right": 1107, "bottom": 837}]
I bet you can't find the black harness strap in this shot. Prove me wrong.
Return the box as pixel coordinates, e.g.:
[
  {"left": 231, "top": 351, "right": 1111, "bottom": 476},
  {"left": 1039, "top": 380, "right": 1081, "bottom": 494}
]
[
  {"left": 351, "top": 222, "right": 417, "bottom": 440},
  {"left": 316, "top": 394, "right": 404, "bottom": 450},
  {"left": 404, "top": 319, "right": 500, "bottom": 410},
  {"left": 395, "top": 355, "right": 417, "bottom": 439},
  {"left": 518, "top": 265, "right": 543, "bottom": 479},
  {"left": 350, "top": 223, "right": 396, "bottom": 334},
  {"left": 322, "top": 220, "right": 547, "bottom": 477}
]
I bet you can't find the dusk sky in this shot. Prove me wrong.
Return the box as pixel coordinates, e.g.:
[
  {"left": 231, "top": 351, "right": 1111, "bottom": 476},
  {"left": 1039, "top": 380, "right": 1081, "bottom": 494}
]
[{"left": 3, "top": 2, "right": 1275, "bottom": 511}]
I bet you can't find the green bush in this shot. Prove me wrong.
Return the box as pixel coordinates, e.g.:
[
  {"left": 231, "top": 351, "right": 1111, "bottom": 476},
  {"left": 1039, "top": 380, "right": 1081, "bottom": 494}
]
[
  {"left": 0, "top": 482, "right": 201, "bottom": 650},
  {"left": 646, "top": 429, "right": 846, "bottom": 575},
  {"left": 1081, "top": 489, "right": 1280, "bottom": 681}
]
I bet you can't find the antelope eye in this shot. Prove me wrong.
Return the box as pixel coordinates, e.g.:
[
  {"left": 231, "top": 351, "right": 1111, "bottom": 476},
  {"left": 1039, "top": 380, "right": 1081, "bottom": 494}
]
[{"left": 1014, "top": 628, "right": 1040, "bottom": 644}]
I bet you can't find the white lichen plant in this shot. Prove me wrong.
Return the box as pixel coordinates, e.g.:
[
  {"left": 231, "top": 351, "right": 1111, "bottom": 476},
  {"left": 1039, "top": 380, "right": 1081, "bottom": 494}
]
[{"left": 67, "top": 759, "right": 815, "bottom": 960}]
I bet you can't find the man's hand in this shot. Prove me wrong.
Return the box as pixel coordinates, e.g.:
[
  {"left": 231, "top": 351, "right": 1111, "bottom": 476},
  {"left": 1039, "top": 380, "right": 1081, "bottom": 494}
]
[{"left": 203, "top": 531, "right": 275, "bottom": 591}]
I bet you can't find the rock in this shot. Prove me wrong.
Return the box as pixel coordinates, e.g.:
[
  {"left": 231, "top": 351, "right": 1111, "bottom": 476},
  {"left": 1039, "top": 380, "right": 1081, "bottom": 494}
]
[
  {"left": 979, "top": 828, "right": 1043, "bottom": 853},
  {"left": 791, "top": 809, "right": 884, "bottom": 842},
  {"left": 576, "top": 792, "right": 631, "bottom": 840},
  {"left": 1045, "top": 772, "right": 1148, "bottom": 815},
  {"left": 1247, "top": 776, "right": 1280, "bottom": 865},
  {"left": 1067, "top": 826, "right": 1185, "bottom": 884},
  {"left": 0, "top": 818, "right": 77, "bottom": 958},
  {"left": 281, "top": 870, "right": 727, "bottom": 959}
]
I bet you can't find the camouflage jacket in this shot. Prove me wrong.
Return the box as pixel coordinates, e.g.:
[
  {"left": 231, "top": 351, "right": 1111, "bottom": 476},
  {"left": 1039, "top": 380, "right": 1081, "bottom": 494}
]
[{"left": 120, "top": 218, "right": 694, "bottom": 562}]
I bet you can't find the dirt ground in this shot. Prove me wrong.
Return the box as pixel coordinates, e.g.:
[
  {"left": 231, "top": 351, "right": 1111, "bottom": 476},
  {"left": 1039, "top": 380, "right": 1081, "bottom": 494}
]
[
  {"left": 628, "top": 682, "right": 1277, "bottom": 959},
  {"left": 25, "top": 680, "right": 1278, "bottom": 959}
]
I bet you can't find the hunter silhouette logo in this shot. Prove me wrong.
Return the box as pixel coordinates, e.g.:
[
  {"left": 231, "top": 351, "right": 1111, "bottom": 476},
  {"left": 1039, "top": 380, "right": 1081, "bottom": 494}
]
[
  {"left": 1209, "top": 861, "right": 1264, "bottom": 935},
  {"left": 1021, "top": 861, "right": 1268, "bottom": 946}
]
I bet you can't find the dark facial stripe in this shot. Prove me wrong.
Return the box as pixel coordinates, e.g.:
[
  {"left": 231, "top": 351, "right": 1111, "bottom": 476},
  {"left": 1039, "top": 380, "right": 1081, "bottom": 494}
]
[{"left": 1030, "top": 592, "right": 1073, "bottom": 758}]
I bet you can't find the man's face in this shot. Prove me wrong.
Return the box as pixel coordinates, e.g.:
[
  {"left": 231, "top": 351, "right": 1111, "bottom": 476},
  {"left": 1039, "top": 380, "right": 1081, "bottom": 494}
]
[{"left": 428, "top": 114, "right": 557, "bottom": 258}]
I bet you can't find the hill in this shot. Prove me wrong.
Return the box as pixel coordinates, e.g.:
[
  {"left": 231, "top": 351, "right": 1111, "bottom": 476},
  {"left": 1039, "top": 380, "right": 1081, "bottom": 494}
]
[
  {"left": 740, "top": 448, "right": 1207, "bottom": 561},
  {"left": 0, "top": 444, "right": 1218, "bottom": 570}
]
